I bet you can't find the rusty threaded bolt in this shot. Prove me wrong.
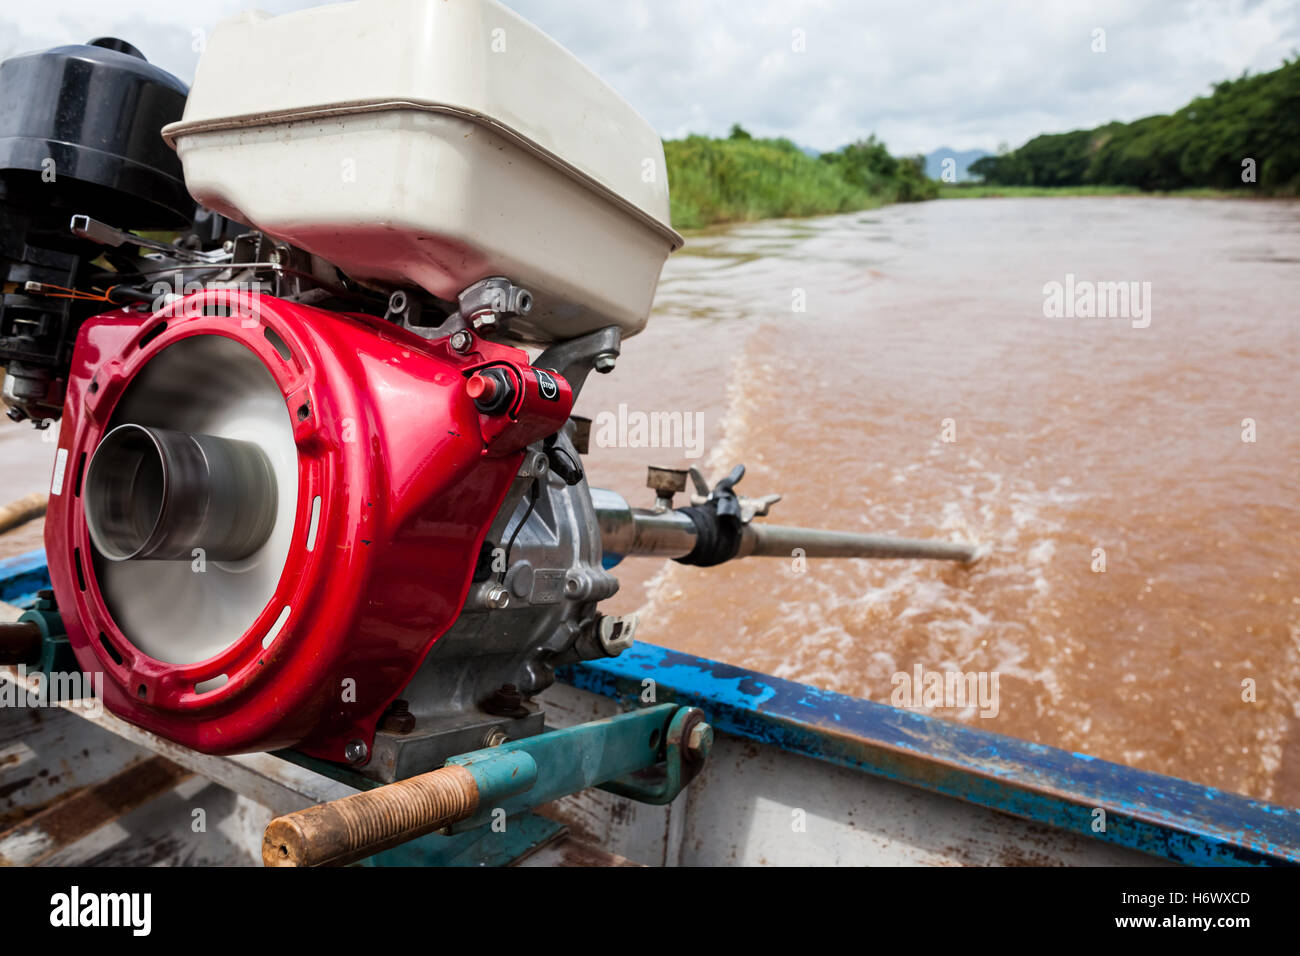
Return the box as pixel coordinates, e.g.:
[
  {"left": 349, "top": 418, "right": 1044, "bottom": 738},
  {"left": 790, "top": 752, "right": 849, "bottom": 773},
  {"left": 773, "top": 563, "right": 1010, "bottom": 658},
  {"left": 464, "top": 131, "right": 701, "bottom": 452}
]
[
  {"left": 381, "top": 699, "right": 416, "bottom": 735},
  {"left": 263, "top": 763, "right": 480, "bottom": 867},
  {"left": 483, "top": 683, "right": 527, "bottom": 718}
]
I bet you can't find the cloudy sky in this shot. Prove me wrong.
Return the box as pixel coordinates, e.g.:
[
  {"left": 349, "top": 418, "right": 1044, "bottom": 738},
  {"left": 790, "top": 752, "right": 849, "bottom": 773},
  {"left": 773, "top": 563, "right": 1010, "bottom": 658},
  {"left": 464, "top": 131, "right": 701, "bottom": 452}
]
[{"left": 4, "top": 0, "right": 1298, "bottom": 155}]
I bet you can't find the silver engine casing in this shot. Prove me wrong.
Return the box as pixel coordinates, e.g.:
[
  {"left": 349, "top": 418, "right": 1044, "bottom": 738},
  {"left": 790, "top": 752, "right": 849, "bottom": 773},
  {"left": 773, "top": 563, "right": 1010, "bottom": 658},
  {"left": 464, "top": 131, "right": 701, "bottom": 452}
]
[{"left": 366, "top": 425, "right": 623, "bottom": 782}]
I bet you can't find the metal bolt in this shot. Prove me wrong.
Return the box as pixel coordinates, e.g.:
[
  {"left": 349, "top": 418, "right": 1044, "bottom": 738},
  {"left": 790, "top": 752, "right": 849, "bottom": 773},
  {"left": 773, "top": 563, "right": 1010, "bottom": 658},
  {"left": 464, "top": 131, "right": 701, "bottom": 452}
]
[
  {"left": 387, "top": 290, "right": 407, "bottom": 316},
  {"left": 449, "top": 330, "right": 474, "bottom": 353},
  {"left": 520, "top": 451, "right": 548, "bottom": 478},
  {"left": 343, "top": 739, "right": 369, "bottom": 764},
  {"left": 647, "top": 466, "right": 688, "bottom": 511},
  {"left": 483, "top": 728, "right": 509, "bottom": 748},
  {"left": 380, "top": 699, "right": 416, "bottom": 735},
  {"left": 483, "top": 683, "right": 527, "bottom": 718},
  {"left": 483, "top": 585, "right": 510, "bottom": 610},
  {"left": 593, "top": 352, "right": 618, "bottom": 373},
  {"left": 646, "top": 466, "right": 689, "bottom": 496},
  {"left": 686, "top": 721, "right": 713, "bottom": 759}
]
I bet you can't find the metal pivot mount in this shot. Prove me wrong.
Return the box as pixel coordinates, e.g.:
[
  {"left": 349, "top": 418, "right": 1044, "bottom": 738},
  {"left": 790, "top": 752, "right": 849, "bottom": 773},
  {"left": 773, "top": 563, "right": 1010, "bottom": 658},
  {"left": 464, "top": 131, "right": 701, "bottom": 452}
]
[
  {"left": 262, "top": 703, "right": 712, "bottom": 866},
  {"left": 0, "top": 590, "right": 74, "bottom": 675},
  {"left": 459, "top": 276, "right": 533, "bottom": 333}
]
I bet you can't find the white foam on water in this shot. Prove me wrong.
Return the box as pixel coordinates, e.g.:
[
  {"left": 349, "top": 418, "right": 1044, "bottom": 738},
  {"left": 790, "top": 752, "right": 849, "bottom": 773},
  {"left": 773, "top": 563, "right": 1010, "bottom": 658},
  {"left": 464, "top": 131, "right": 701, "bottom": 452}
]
[{"left": 1249, "top": 622, "right": 1300, "bottom": 801}]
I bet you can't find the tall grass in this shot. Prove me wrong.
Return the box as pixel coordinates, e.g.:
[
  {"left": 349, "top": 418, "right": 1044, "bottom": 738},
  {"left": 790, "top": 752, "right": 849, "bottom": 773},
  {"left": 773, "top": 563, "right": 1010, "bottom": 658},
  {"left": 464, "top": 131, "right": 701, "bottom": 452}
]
[{"left": 665, "top": 130, "right": 937, "bottom": 230}]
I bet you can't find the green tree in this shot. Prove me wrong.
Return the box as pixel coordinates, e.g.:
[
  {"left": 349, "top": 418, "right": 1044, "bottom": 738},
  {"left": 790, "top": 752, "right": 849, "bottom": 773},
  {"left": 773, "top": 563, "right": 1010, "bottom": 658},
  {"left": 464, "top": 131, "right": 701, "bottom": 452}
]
[{"left": 973, "top": 58, "right": 1300, "bottom": 194}]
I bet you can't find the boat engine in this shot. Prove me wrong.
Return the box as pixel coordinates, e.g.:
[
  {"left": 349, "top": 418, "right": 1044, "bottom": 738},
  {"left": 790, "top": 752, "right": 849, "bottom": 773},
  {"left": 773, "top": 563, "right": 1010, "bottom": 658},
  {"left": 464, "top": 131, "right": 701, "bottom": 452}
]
[{"left": 0, "top": 1, "right": 978, "bottom": 857}]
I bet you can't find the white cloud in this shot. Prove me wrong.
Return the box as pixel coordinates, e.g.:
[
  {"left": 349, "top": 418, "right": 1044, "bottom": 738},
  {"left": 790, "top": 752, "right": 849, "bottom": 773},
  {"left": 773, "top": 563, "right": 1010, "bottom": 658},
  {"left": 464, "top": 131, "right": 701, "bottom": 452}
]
[
  {"left": 2, "top": 0, "right": 1295, "bottom": 155},
  {"left": 505, "top": 0, "right": 1300, "bottom": 152}
]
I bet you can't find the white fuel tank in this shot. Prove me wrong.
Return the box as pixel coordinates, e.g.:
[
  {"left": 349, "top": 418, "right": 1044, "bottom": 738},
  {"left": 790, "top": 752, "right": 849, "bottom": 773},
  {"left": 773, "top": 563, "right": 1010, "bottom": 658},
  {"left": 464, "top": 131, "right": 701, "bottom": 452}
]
[{"left": 163, "top": 0, "right": 682, "bottom": 343}]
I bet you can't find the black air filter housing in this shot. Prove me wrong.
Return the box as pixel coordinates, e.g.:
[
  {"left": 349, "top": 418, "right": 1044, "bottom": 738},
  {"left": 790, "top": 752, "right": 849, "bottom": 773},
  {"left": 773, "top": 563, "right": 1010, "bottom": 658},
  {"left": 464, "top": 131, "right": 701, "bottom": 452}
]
[{"left": 0, "top": 37, "right": 191, "bottom": 229}]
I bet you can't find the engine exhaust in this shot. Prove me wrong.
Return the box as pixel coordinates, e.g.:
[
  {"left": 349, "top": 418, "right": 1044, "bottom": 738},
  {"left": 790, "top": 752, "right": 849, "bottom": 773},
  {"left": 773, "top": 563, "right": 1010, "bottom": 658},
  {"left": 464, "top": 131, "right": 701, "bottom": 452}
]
[{"left": 83, "top": 423, "right": 278, "bottom": 562}]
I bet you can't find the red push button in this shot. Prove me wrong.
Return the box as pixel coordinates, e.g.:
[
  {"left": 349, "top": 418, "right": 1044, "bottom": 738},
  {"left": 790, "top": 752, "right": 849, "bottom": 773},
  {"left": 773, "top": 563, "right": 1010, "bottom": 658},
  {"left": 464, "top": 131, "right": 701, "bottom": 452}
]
[{"left": 466, "top": 373, "right": 498, "bottom": 402}]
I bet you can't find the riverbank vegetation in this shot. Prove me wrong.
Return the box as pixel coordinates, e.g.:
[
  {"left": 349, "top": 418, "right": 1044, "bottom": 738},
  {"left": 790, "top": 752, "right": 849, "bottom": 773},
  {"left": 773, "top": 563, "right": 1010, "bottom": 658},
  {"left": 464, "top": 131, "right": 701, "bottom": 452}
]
[
  {"left": 665, "top": 126, "right": 937, "bottom": 229},
  {"left": 968, "top": 57, "right": 1300, "bottom": 194},
  {"left": 664, "top": 55, "right": 1297, "bottom": 228},
  {"left": 937, "top": 184, "right": 1244, "bottom": 199}
]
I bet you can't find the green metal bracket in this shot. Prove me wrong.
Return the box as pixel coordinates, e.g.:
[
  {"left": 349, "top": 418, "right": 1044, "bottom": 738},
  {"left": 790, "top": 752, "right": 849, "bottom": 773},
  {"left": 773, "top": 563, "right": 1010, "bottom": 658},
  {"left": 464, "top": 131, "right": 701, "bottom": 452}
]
[
  {"left": 278, "top": 703, "right": 713, "bottom": 864},
  {"left": 16, "top": 592, "right": 77, "bottom": 679},
  {"left": 445, "top": 703, "right": 711, "bottom": 832},
  {"left": 361, "top": 811, "right": 566, "bottom": 867},
  {"left": 597, "top": 704, "right": 713, "bottom": 805}
]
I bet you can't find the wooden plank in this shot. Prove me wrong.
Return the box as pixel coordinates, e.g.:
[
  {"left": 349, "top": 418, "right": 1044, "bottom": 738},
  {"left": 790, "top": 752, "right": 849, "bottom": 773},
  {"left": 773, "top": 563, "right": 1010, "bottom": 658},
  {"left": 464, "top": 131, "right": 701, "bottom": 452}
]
[
  {"left": 38, "top": 778, "right": 271, "bottom": 867},
  {"left": 0, "top": 756, "right": 190, "bottom": 865},
  {"left": 0, "top": 689, "right": 150, "bottom": 828}
]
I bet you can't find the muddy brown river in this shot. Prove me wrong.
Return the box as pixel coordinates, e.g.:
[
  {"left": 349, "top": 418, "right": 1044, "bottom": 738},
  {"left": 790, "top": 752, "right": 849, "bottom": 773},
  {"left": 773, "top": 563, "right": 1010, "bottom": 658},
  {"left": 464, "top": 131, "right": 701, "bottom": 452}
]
[
  {"left": 579, "top": 196, "right": 1300, "bottom": 806},
  {"left": 3, "top": 196, "right": 1297, "bottom": 804}
]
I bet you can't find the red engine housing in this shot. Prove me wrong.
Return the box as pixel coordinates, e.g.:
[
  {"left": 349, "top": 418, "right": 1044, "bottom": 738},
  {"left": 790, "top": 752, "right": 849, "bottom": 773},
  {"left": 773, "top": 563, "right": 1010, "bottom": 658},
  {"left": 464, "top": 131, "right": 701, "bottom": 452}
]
[{"left": 45, "top": 290, "right": 571, "bottom": 762}]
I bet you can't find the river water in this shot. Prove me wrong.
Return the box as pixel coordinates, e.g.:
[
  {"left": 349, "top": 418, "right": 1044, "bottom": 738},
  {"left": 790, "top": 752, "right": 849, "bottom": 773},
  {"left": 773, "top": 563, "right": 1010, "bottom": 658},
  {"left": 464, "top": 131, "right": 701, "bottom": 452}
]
[
  {"left": 578, "top": 197, "right": 1300, "bottom": 806},
  {"left": 2, "top": 197, "right": 1296, "bottom": 804}
]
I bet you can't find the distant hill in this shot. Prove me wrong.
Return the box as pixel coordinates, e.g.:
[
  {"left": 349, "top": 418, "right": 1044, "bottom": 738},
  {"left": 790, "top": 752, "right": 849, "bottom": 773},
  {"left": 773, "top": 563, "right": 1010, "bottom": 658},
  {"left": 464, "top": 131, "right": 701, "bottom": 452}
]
[
  {"left": 925, "top": 148, "right": 991, "bottom": 182},
  {"left": 968, "top": 57, "right": 1300, "bottom": 193}
]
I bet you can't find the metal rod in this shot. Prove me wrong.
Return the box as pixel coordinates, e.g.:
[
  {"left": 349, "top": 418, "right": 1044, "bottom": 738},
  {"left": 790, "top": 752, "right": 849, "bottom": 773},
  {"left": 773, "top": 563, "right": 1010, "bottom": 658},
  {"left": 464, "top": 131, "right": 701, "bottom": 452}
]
[
  {"left": 263, "top": 750, "right": 536, "bottom": 867},
  {"left": 263, "top": 764, "right": 481, "bottom": 867},
  {"left": 70, "top": 214, "right": 227, "bottom": 263},
  {"left": 738, "top": 525, "right": 980, "bottom": 562},
  {"left": 591, "top": 488, "right": 980, "bottom": 564},
  {"left": 0, "top": 621, "right": 42, "bottom": 666},
  {"left": 591, "top": 488, "right": 696, "bottom": 561},
  {"left": 0, "top": 492, "right": 47, "bottom": 536}
]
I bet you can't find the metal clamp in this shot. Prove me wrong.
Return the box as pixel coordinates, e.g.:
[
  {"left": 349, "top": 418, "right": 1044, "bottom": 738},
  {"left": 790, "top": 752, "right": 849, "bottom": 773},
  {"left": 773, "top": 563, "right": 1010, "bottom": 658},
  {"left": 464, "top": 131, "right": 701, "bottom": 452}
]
[
  {"left": 598, "top": 706, "right": 713, "bottom": 805},
  {"left": 688, "top": 464, "right": 782, "bottom": 523}
]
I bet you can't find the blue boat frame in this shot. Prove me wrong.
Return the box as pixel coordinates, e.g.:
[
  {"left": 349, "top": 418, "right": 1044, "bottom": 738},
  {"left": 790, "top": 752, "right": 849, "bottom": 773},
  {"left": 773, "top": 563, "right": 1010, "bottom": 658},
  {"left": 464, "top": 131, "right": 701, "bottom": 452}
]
[
  {"left": 4, "top": 548, "right": 1297, "bottom": 865},
  {"left": 563, "top": 645, "right": 1300, "bottom": 865}
]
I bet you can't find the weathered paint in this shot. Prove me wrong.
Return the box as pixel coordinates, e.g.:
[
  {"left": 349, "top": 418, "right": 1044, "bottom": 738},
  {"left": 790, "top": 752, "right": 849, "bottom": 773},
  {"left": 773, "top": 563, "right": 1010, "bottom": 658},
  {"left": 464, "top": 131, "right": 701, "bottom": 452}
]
[
  {"left": 0, "top": 684, "right": 271, "bottom": 865},
  {"left": 364, "top": 811, "right": 566, "bottom": 867},
  {"left": 560, "top": 644, "right": 1300, "bottom": 866},
  {"left": 6, "top": 550, "right": 1297, "bottom": 866},
  {"left": 0, "top": 756, "right": 191, "bottom": 865},
  {"left": 540, "top": 682, "right": 1162, "bottom": 866},
  {"left": 0, "top": 550, "right": 49, "bottom": 610}
]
